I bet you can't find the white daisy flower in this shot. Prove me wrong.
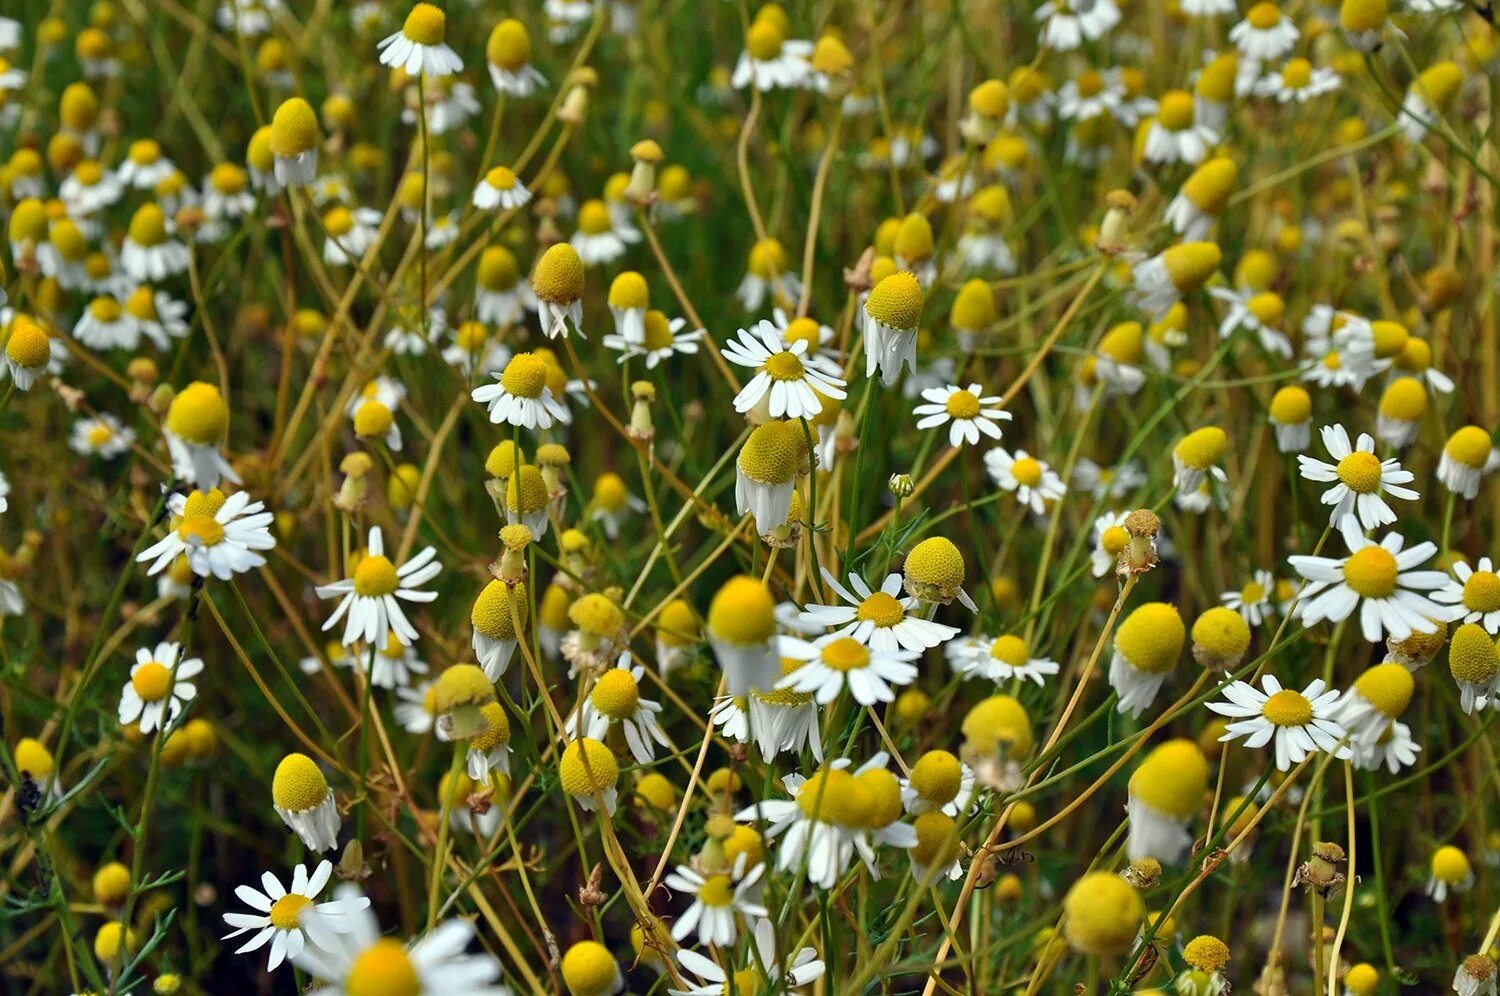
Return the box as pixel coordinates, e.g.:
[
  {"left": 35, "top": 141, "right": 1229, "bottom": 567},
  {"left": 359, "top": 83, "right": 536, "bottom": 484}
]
[
  {"left": 776, "top": 634, "right": 918, "bottom": 706},
  {"left": 471, "top": 166, "right": 531, "bottom": 211},
  {"left": 724, "top": 320, "right": 848, "bottom": 421},
  {"left": 1433, "top": 558, "right": 1500, "bottom": 633},
  {"left": 122, "top": 287, "right": 190, "bottom": 350},
  {"left": 137, "top": 488, "right": 277, "bottom": 581},
  {"left": 663, "top": 855, "right": 768, "bottom": 948},
  {"left": 316, "top": 526, "right": 441, "bottom": 647},
  {"left": 670, "top": 919, "right": 824, "bottom": 995},
  {"left": 1056, "top": 69, "right": 1123, "bottom": 121},
  {"left": 1207, "top": 675, "right": 1351, "bottom": 771},
  {"left": 1290, "top": 532, "right": 1449, "bottom": 643},
  {"left": 221, "top": 861, "right": 370, "bottom": 972},
  {"left": 1089, "top": 510, "right": 1133, "bottom": 578},
  {"left": 70, "top": 414, "right": 135, "bottom": 459},
  {"left": 1298, "top": 424, "right": 1419, "bottom": 548},
  {"left": 565, "top": 656, "right": 670, "bottom": 765},
  {"left": 1228, "top": 3, "right": 1299, "bottom": 61},
  {"left": 293, "top": 898, "right": 508, "bottom": 995},
  {"left": 471, "top": 352, "right": 570, "bottom": 430},
  {"left": 953, "top": 634, "right": 1060, "bottom": 686},
  {"left": 321, "top": 206, "right": 381, "bottom": 266},
  {"left": 1255, "top": 58, "right": 1340, "bottom": 103},
  {"left": 118, "top": 641, "right": 202, "bottom": 734},
  {"left": 60, "top": 162, "right": 124, "bottom": 215},
  {"left": 798, "top": 569, "right": 959, "bottom": 653},
  {"left": 1220, "top": 569, "right": 1276, "bottom": 625},
  {"left": 376, "top": 3, "right": 464, "bottom": 76},
  {"left": 731, "top": 26, "right": 813, "bottom": 91},
  {"left": 1350, "top": 719, "right": 1419, "bottom": 773},
  {"left": 1425, "top": 847, "right": 1475, "bottom": 903},
  {"left": 1209, "top": 287, "right": 1294, "bottom": 358},
  {"left": 984, "top": 448, "right": 1067, "bottom": 515},
  {"left": 363, "top": 631, "right": 430, "bottom": 690},
  {"left": 734, "top": 762, "right": 858, "bottom": 889},
  {"left": 911, "top": 383, "right": 1012, "bottom": 447},
  {"left": 603, "top": 312, "right": 705, "bottom": 369},
  {"left": 1035, "top": 0, "right": 1121, "bottom": 51},
  {"left": 1074, "top": 459, "right": 1146, "bottom": 500}
]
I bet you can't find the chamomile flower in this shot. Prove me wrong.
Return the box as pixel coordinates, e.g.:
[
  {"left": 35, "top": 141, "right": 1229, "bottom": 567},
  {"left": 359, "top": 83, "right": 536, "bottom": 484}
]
[
  {"left": 736, "top": 763, "right": 861, "bottom": 889},
  {"left": 1256, "top": 57, "right": 1339, "bottom": 102},
  {"left": 1290, "top": 532, "right": 1448, "bottom": 642},
  {"left": 671, "top": 920, "right": 824, "bottom": 996},
  {"left": 377, "top": 3, "right": 463, "bottom": 76},
  {"left": 1207, "top": 675, "right": 1350, "bottom": 770},
  {"left": 1297, "top": 424, "right": 1419, "bottom": 546},
  {"left": 531, "top": 243, "right": 586, "bottom": 338},
  {"left": 1172, "top": 426, "right": 1229, "bottom": 495},
  {"left": 1036, "top": 0, "right": 1121, "bottom": 51},
  {"left": 1426, "top": 845, "right": 1474, "bottom": 902},
  {"left": 293, "top": 905, "right": 508, "bottom": 995},
  {"left": 903, "top": 536, "right": 980, "bottom": 611},
  {"left": 953, "top": 634, "right": 1060, "bottom": 686},
  {"left": 221, "top": 861, "right": 369, "bottom": 972},
  {"left": 1268, "top": 386, "right": 1313, "bottom": 452},
  {"left": 1447, "top": 623, "right": 1500, "bottom": 713},
  {"left": 320, "top": 206, "right": 380, "bottom": 266},
  {"left": 1209, "top": 287, "right": 1293, "bottom": 358},
  {"left": 724, "top": 320, "right": 847, "bottom": 421},
  {"left": 663, "top": 856, "right": 768, "bottom": 947},
  {"left": 1127, "top": 739, "right": 1209, "bottom": 864},
  {"left": 164, "top": 381, "right": 238, "bottom": 489},
  {"left": 464, "top": 702, "right": 511, "bottom": 780},
  {"left": 1090, "top": 511, "right": 1133, "bottom": 578},
  {"left": 736, "top": 238, "right": 801, "bottom": 311},
  {"left": 472, "top": 352, "right": 570, "bottom": 430},
  {"left": 1399, "top": 61, "right": 1463, "bottom": 144},
  {"left": 1132, "top": 242, "right": 1222, "bottom": 319},
  {"left": 1143, "top": 90, "right": 1219, "bottom": 166},
  {"left": 137, "top": 487, "right": 276, "bottom": 580},
  {"left": 1375, "top": 376, "right": 1429, "bottom": 449},
  {"left": 912, "top": 383, "right": 1011, "bottom": 447},
  {"left": 1229, "top": 2, "right": 1299, "bottom": 60},
  {"left": 118, "top": 641, "right": 201, "bottom": 734},
  {"left": 1075, "top": 459, "right": 1146, "bottom": 500},
  {"left": 395, "top": 681, "right": 440, "bottom": 734},
  {"left": 317, "top": 526, "right": 440, "bottom": 647},
  {"left": 985, "top": 448, "right": 1066, "bottom": 515},
  {"left": 569, "top": 199, "right": 628, "bottom": 266},
  {"left": 117, "top": 139, "right": 177, "bottom": 189},
  {"left": 566, "top": 656, "right": 669, "bottom": 765},
  {"left": 1340, "top": 661, "right": 1416, "bottom": 744},
  {"left": 1057, "top": 69, "right": 1123, "bottom": 122},
  {"left": 363, "top": 631, "right": 429, "bottom": 690},
  {"left": 1435, "top": 558, "right": 1500, "bottom": 633},
  {"left": 732, "top": 18, "right": 813, "bottom": 91},
  {"left": 1110, "top": 602, "right": 1184, "bottom": 716},
  {"left": 1351, "top": 719, "right": 1420, "bottom": 773},
  {"left": 70, "top": 413, "right": 135, "bottom": 459},
  {"left": 776, "top": 634, "right": 918, "bottom": 706},
  {"left": 442, "top": 320, "right": 510, "bottom": 376},
  {"left": 603, "top": 310, "right": 704, "bottom": 368},
  {"left": 800, "top": 569, "right": 959, "bottom": 652},
  {"left": 1437, "top": 426, "right": 1497, "bottom": 500},
  {"left": 271, "top": 752, "right": 341, "bottom": 850},
  {"left": 60, "top": 160, "right": 123, "bottom": 216},
  {"left": 1221, "top": 569, "right": 1276, "bottom": 625},
  {"left": 486, "top": 19, "right": 547, "bottom": 96},
  {"left": 120, "top": 204, "right": 189, "bottom": 282},
  {"left": 1453, "top": 955, "right": 1498, "bottom": 996},
  {"left": 863, "top": 271, "right": 923, "bottom": 386},
  {"left": 558, "top": 736, "right": 620, "bottom": 814}
]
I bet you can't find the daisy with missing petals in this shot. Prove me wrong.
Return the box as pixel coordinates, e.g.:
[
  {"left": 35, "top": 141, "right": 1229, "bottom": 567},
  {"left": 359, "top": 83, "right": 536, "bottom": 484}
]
[
  {"left": 118, "top": 641, "right": 202, "bottom": 734},
  {"left": 953, "top": 634, "right": 1060, "bottom": 686},
  {"left": 1291, "top": 532, "right": 1448, "bottom": 642},
  {"left": 663, "top": 854, "right": 768, "bottom": 947},
  {"left": 1208, "top": 287, "right": 1293, "bottom": 358},
  {"left": 1255, "top": 57, "right": 1339, "bottom": 103},
  {"left": 1437, "top": 426, "right": 1497, "bottom": 501},
  {"left": 1434, "top": 558, "right": 1500, "bottom": 633},
  {"left": 912, "top": 383, "right": 1012, "bottom": 447},
  {"left": 731, "top": 18, "right": 813, "bottom": 91},
  {"left": 777, "top": 635, "right": 919, "bottom": 706},
  {"left": 292, "top": 901, "right": 507, "bottom": 996},
  {"left": 1090, "top": 511, "right": 1132, "bottom": 578},
  {"left": 1208, "top": 675, "right": 1350, "bottom": 770},
  {"left": 1220, "top": 569, "right": 1276, "bottom": 625},
  {"left": 137, "top": 487, "right": 276, "bottom": 580},
  {"left": 317, "top": 526, "right": 441, "bottom": 647},
  {"left": 221, "top": 861, "right": 370, "bottom": 972},
  {"left": 985, "top": 449, "right": 1067, "bottom": 515},
  {"left": 724, "top": 321, "right": 847, "bottom": 421},
  {"left": 377, "top": 3, "right": 463, "bottom": 76},
  {"left": 1035, "top": 0, "right": 1120, "bottom": 51},
  {"left": 486, "top": 19, "right": 547, "bottom": 96},
  {"left": 1228, "top": 2, "right": 1299, "bottom": 61},
  {"left": 798, "top": 568, "right": 959, "bottom": 653},
  {"left": 471, "top": 352, "right": 570, "bottom": 429},
  {"left": 603, "top": 310, "right": 705, "bottom": 369},
  {"left": 69, "top": 413, "right": 135, "bottom": 459},
  {"left": 736, "top": 764, "right": 859, "bottom": 889},
  {"left": 863, "top": 271, "right": 924, "bottom": 386},
  {"left": 1297, "top": 424, "right": 1419, "bottom": 546}
]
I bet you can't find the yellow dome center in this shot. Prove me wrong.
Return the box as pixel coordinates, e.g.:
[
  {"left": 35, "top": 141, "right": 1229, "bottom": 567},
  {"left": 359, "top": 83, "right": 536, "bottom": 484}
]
[
  {"left": 763, "top": 351, "right": 806, "bottom": 381},
  {"left": 177, "top": 514, "right": 225, "bottom": 547},
  {"left": 346, "top": 939, "right": 420, "bottom": 996},
  {"left": 697, "top": 874, "right": 735, "bottom": 907},
  {"left": 1343, "top": 546, "right": 1398, "bottom": 598},
  {"left": 577, "top": 200, "right": 613, "bottom": 236},
  {"left": 989, "top": 635, "right": 1028, "bottom": 667},
  {"left": 402, "top": 3, "right": 446, "bottom": 45},
  {"left": 592, "top": 669, "right": 640, "bottom": 719},
  {"left": 131, "top": 662, "right": 173, "bottom": 702},
  {"left": 1335, "top": 451, "right": 1383, "bottom": 493},
  {"left": 1261, "top": 689, "right": 1312, "bottom": 726},
  {"left": 796, "top": 769, "right": 867, "bottom": 825},
  {"left": 501, "top": 353, "right": 548, "bottom": 398},
  {"left": 1101, "top": 525, "right": 1129, "bottom": 557},
  {"left": 267, "top": 893, "right": 311, "bottom": 931},
  {"left": 1157, "top": 91, "right": 1194, "bottom": 131},
  {"left": 1464, "top": 571, "right": 1500, "bottom": 613},
  {"left": 1010, "top": 457, "right": 1043, "bottom": 487},
  {"left": 1282, "top": 58, "right": 1312, "bottom": 89},
  {"left": 353, "top": 555, "right": 400, "bottom": 597},
  {"left": 856, "top": 591, "right": 905, "bottom": 627},
  {"left": 821, "top": 637, "right": 871, "bottom": 671},
  {"left": 945, "top": 391, "right": 981, "bottom": 419},
  {"left": 1248, "top": 2, "right": 1282, "bottom": 28},
  {"left": 642, "top": 311, "right": 674, "bottom": 350},
  {"left": 1240, "top": 580, "right": 1267, "bottom": 604}
]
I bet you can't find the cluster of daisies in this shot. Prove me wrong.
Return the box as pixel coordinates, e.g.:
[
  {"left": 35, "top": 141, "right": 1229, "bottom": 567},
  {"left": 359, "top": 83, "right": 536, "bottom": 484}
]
[{"left": 4, "top": 0, "right": 1500, "bottom": 995}]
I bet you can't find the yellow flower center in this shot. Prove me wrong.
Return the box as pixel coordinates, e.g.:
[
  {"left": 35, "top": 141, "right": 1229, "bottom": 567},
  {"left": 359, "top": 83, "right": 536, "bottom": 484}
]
[
  {"left": 1343, "top": 546, "right": 1398, "bottom": 598},
  {"left": 1101, "top": 525, "right": 1129, "bottom": 557},
  {"left": 1010, "top": 457, "right": 1043, "bottom": 487},
  {"left": 856, "top": 591, "right": 906, "bottom": 628},
  {"left": 1282, "top": 58, "right": 1312, "bottom": 89},
  {"left": 821, "top": 637, "right": 871, "bottom": 671},
  {"left": 865, "top": 272, "right": 923, "bottom": 331},
  {"left": 267, "top": 893, "right": 311, "bottom": 931},
  {"left": 345, "top": 939, "right": 420, "bottom": 996},
  {"left": 945, "top": 390, "right": 981, "bottom": 419},
  {"left": 796, "top": 769, "right": 867, "bottom": 825},
  {"left": 402, "top": 3, "right": 446, "bottom": 45},
  {"left": 165, "top": 382, "right": 228, "bottom": 445},
  {"left": 1156, "top": 91, "right": 1194, "bottom": 131},
  {"left": 5, "top": 319, "right": 51, "bottom": 369},
  {"left": 273, "top": 753, "right": 329, "bottom": 811},
  {"left": 131, "top": 662, "right": 173, "bottom": 702},
  {"left": 532, "top": 244, "right": 585, "bottom": 303},
  {"left": 1261, "top": 689, "right": 1312, "bottom": 726},
  {"left": 353, "top": 555, "right": 400, "bottom": 597},
  {"left": 763, "top": 350, "right": 806, "bottom": 381},
  {"left": 989, "top": 635, "right": 1028, "bottom": 667},
  {"left": 501, "top": 353, "right": 548, "bottom": 399},
  {"left": 1076, "top": 71, "right": 1103, "bottom": 98},
  {"left": 577, "top": 200, "right": 613, "bottom": 236},
  {"left": 177, "top": 514, "right": 225, "bottom": 547},
  {"left": 910, "top": 750, "right": 962, "bottom": 804},
  {"left": 1335, "top": 451, "right": 1383, "bottom": 493},
  {"left": 697, "top": 874, "right": 736, "bottom": 907},
  {"left": 1247, "top": 2, "right": 1282, "bottom": 29},
  {"left": 128, "top": 205, "right": 168, "bottom": 247},
  {"left": 1240, "top": 580, "right": 1267, "bottom": 604},
  {"left": 1446, "top": 426, "right": 1492, "bottom": 468},
  {"left": 642, "top": 311, "right": 674, "bottom": 350},
  {"left": 1464, "top": 571, "right": 1500, "bottom": 613},
  {"left": 746, "top": 19, "right": 785, "bottom": 60},
  {"left": 591, "top": 669, "right": 640, "bottom": 719},
  {"left": 86, "top": 423, "right": 115, "bottom": 447}
]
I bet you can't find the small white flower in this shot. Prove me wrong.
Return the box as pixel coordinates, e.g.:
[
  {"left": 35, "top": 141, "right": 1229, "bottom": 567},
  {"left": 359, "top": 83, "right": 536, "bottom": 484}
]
[
  {"left": 316, "top": 526, "right": 441, "bottom": 647},
  {"left": 663, "top": 856, "right": 768, "bottom": 948},
  {"left": 777, "top": 634, "right": 919, "bottom": 706},
  {"left": 1220, "top": 569, "right": 1276, "bottom": 625},
  {"left": 137, "top": 488, "right": 277, "bottom": 580},
  {"left": 984, "top": 448, "right": 1066, "bottom": 515},
  {"left": 1290, "top": 532, "right": 1448, "bottom": 643},
  {"left": 798, "top": 569, "right": 959, "bottom": 653},
  {"left": 911, "top": 383, "right": 1012, "bottom": 447},
  {"left": 1207, "top": 675, "right": 1350, "bottom": 771},
  {"left": 221, "top": 861, "right": 370, "bottom": 972},
  {"left": 1297, "top": 424, "right": 1419, "bottom": 547},
  {"left": 724, "top": 321, "right": 847, "bottom": 421},
  {"left": 118, "top": 641, "right": 202, "bottom": 734}
]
